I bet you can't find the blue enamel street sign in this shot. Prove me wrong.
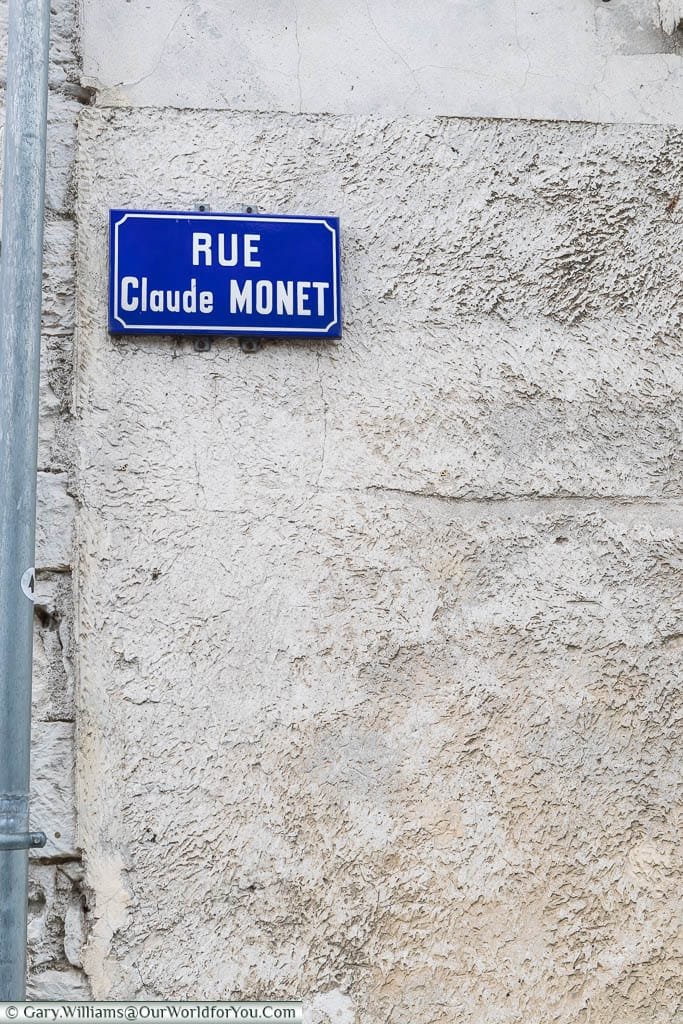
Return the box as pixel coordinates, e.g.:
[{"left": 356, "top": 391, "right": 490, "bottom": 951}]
[{"left": 109, "top": 209, "right": 342, "bottom": 338}]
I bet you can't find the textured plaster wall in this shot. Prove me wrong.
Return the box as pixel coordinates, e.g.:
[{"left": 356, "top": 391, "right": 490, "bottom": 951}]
[
  {"left": 0, "top": 0, "right": 90, "bottom": 998},
  {"left": 75, "top": 109, "right": 683, "bottom": 1021},
  {"left": 2, "top": 0, "right": 677, "bottom": 1010},
  {"left": 80, "top": 0, "right": 683, "bottom": 125}
]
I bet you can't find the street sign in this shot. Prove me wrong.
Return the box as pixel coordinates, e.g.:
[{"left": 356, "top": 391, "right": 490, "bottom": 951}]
[{"left": 109, "top": 209, "right": 342, "bottom": 338}]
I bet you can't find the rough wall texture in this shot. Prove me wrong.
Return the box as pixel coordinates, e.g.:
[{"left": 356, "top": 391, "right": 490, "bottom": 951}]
[
  {"left": 75, "top": 109, "right": 683, "bottom": 1021},
  {"left": 0, "top": 0, "right": 91, "bottom": 997},
  {"left": 659, "top": 0, "right": 683, "bottom": 33},
  {"left": 80, "top": 0, "right": 683, "bottom": 125},
  {"left": 2, "top": 0, "right": 680, "bottom": 1010}
]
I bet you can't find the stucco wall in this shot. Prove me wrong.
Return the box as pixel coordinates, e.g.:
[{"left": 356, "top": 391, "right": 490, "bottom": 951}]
[
  {"left": 2, "top": 0, "right": 679, "bottom": 1011},
  {"left": 74, "top": 109, "right": 683, "bottom": 1021},
  {"left": 81, "top": 0, "right": 683, "bottom": 125}
]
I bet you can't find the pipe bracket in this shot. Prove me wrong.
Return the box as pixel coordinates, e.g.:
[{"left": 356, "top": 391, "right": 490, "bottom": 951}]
[{"left": 0, "top": 831, "right": 47, "bottom": 851}]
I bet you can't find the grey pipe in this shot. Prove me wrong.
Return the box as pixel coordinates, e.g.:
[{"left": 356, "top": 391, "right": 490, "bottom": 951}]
[{"left": 0, "top": 0, "right": 51, "bottom": 1000}]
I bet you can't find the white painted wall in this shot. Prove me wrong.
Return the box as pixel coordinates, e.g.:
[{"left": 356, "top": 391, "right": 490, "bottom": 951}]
[{"left": 82, "top": 0, "right": 683, "bottom": 125}]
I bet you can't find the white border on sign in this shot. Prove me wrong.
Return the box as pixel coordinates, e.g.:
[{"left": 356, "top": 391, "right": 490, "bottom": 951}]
[{"left": 112, "top": 212, "right": 339, "bottom": 333}]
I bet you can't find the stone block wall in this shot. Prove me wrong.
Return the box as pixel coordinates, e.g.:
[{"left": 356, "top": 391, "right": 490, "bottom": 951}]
[{"left": 0, "top": 0, "right": 90, "bottom": 997}]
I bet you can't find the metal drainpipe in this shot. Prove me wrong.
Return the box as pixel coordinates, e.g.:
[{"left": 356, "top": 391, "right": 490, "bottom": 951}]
[{"left": 0, "top": 0, "right": 51, "bottom": 1000}]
